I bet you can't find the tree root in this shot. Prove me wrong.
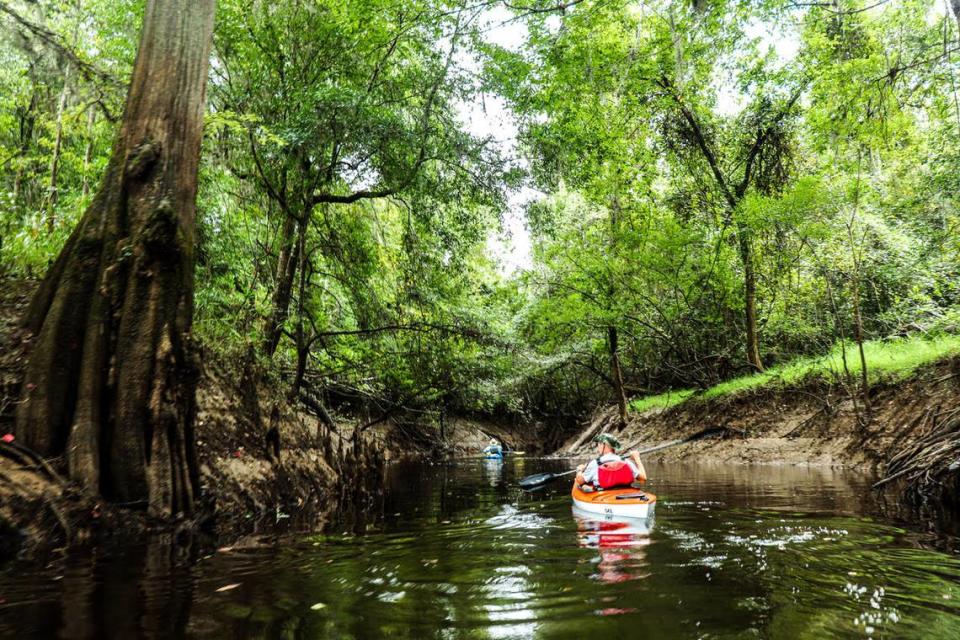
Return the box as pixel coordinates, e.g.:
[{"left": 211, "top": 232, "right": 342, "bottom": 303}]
[
  {"left": 0, "top": 467, "right": 72, "bottom": 542},
  {"left": 0, "top": 440, "right": 67, "bottom": 486},
  {"left": 874, "top": 407, "right": 960, "bottom": 491}
]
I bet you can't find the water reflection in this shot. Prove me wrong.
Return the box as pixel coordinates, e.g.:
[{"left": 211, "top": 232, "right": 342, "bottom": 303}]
[
  {"left": 482, "top": 456, "right": 505, "bottom": 487},
  {"left": 573, "top": 508, "right": 652, "bottom": 587},
  {"left": 2, "top": 458, "right": 960, "bottom": 639},
  {"left": 483, "top": 565, "right": 539, "bottom": 639},
  {"left": 0, "top": 535, "right": 196, "bottom": 639}
]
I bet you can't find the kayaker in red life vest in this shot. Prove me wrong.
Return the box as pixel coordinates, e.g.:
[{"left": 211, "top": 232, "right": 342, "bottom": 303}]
[{"left": 575, "top": 433, "right": 647, "bottom": 489}]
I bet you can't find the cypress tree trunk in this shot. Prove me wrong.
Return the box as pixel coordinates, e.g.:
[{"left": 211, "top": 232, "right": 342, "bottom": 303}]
[
  {"left": 15, "top": 0, "right": 216, "bottom": 517},
  {"left": 608, "top": 326, "right": 629, "bottom": 428}
]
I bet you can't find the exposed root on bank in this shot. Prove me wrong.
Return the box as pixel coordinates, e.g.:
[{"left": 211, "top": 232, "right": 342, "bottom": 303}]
[{"left": 874, "top": 406, "right": 960, "bottom": 492}]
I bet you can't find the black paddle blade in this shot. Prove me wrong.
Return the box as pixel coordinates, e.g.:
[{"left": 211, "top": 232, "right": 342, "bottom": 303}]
[{"left": 517, "top": 472, "right": 556, "bottom": 489}]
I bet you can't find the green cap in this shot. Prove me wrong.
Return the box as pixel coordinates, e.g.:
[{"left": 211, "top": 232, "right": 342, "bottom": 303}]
[{"left": 593, "top": 433, "right": 621, "bottom": 450}]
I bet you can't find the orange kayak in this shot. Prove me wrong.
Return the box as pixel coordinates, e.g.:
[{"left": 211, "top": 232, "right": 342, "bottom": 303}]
[{"left": 571, "top": 482, "right": 656, "bottom": 519}]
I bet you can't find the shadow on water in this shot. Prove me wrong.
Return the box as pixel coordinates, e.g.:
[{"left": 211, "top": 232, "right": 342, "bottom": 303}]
[
  {"left": 1, "top": 457, "right": 960, "bottom": 638},
  {"left": 0, "top": 534, "right": 196, "bottom": 639}
]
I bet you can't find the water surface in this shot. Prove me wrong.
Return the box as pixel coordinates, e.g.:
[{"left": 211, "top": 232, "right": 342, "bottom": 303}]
[{"left": 1, "top": 458, "right": 958, "bottom": 638}]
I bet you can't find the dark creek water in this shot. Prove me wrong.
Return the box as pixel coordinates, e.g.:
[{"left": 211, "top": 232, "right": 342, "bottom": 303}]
[{"left": 1, "top": 458, "right": 960, "bottom": 639}]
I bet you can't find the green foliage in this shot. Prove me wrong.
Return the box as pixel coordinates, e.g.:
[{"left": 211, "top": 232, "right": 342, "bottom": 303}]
[
  {"left": 3, "top": 0, "right": 960, "bottom": 430},
  {"left": 493, "top": 0, "right": 960, "bottom": 419}
]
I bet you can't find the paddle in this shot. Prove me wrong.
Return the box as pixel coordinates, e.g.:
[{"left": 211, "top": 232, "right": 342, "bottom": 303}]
[
  {"left": 516, "top": 469, "right": 578, "bottom": 489},
  {"left": 515, "top": 426, "right": 728, "bottom": 490}
]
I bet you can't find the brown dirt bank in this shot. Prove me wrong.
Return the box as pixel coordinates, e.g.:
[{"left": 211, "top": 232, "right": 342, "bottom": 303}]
[
  {"left": 0, "top": 325, "right": 359, "bottom": 556},
  {"left": 562, "top": 357, "right": 960, "bottom": 474},
  {"left": 561, "top": 359, "right": 960, "bottom": 535}
]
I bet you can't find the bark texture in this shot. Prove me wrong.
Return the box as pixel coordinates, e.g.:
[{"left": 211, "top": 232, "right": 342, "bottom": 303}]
[
  {"left": 608, "top": 326, "right": 629, "bottom": 428},
  {"left": 738, "top": 229, "right": 764, "bottom": 373},
  {"left": 15, "top": 0, "right": 216, "bottom": 517},
  {"left": 263, "top": 214, "right": 301, "bottom": 357}
]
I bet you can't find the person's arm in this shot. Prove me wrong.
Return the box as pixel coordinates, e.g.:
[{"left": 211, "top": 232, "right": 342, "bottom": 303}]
[
  {"left": 575, "top": 464, "right": 586, "bottom": 486},
  {"left": 629, "top": 451, "right": 647, "bottom": 482},
  {"left": 578, "top": 460, "right": 598, "bottom": 486}
]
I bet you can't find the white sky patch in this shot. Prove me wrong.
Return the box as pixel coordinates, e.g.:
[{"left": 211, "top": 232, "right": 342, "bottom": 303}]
[
  {"left": 455, "top": 90, "right": 538, "bottom": 274},
  {"left": 479, "top": 5, "right": 529, "bottom": 52},
  {"left": 715, "top": 19, "right": 801, "bottom": 117},
  {"left": 455, "top": 8, "right": 537, "bottom": 274}
]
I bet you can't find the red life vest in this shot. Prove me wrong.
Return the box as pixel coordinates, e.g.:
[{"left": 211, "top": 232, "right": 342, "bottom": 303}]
[{"left": 596, "top": 458, "right": 635, "bottom": 488}]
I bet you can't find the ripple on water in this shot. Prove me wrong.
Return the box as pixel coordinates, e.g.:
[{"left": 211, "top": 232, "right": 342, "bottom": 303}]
[{"left": 1, "top": 459, "right": 959, "bottom": 639}]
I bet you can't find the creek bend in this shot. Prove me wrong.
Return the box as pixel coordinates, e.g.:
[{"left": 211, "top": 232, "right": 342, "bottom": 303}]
[{"left": 1, "top": 457, "right": 958, "bottom": 639}]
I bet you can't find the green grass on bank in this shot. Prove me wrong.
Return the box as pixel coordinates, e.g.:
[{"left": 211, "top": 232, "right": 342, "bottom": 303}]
[
  {"left": 628, "top": 332, "right": 960, "bottom": 413},
  {"left": 628, "top": 389, "right": 696, "bottom": 412}
]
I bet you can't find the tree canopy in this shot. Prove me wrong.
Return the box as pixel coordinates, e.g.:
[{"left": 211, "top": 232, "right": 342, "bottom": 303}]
[{"left": 3, "top": 0, "right": 960, "bottom": 440}]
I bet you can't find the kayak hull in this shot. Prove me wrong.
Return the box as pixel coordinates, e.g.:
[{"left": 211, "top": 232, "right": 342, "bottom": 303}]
[{"left": 571, "top": 483, "right": 656, "bottom": 519}]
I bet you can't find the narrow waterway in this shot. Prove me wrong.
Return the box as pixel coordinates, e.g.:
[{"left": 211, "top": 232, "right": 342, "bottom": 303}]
[{"left": 1, "top": 457, "right": 959, "bottom": 638}]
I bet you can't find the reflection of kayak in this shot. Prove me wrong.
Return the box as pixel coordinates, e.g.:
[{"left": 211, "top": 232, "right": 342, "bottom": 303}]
[
  {"left": 573, "top": 508, "right": 652, "bottom": 585},
  {"left": 572, "top": 507, "right": 653, "bottom": 548},
  {"left": 571, "top": 482, "right": 656, "bottom": 519}
]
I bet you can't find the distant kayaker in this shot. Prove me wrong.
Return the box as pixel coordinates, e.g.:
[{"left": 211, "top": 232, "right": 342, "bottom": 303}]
[
  {"left": 483, "top": 438, "right": 503, "bottom": 457},
  {"left": 575, "top": 433, "right": 647, "bottom": 489}
]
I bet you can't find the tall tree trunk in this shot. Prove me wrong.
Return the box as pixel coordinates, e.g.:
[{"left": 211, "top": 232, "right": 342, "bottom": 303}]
[
  {"left": 608, "top": 326, "right": 629, "bottom": 428},
  {"left": 288, "top": 220, "right": 310, "bottom": 401},
  {"left": 738, "top": 226, "right": 764, "bottom": 373},
  {"left": 263, "top": 213, "right": 300, "bottom": 357},
  {"left": 82, "top": 105, "right": 97, "bottom": 198},
  {"left": 852, "top": 282, "right": 870, "bottom": 421},
  {"left": 46, "top": 65, "right": 72, "bottom": 230},
  {"left": 15, "top": 0, "right": 216, "bottom": 517},
  {"left": 439, "top": 401, "right": 447, "bottom": 442}
]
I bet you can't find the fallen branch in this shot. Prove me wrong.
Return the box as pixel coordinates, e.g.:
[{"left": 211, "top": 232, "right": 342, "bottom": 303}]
[{"left": 565, "top": 410, "right": 610, "bottom": 454}]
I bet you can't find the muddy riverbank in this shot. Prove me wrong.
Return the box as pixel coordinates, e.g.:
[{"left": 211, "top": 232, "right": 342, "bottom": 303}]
[{"left": 563, "top": 357, "right": 960, "bottom": 530}]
